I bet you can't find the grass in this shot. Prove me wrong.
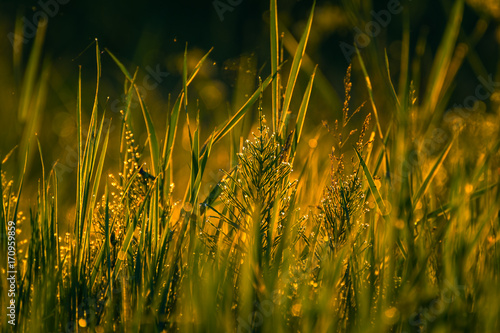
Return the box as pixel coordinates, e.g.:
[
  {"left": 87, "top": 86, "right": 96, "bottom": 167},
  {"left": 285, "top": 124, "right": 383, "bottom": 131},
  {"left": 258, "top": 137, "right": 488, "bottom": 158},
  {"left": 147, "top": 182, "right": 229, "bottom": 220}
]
[{"left": 1, "top": 0, "right": 500, "bottom": 332}]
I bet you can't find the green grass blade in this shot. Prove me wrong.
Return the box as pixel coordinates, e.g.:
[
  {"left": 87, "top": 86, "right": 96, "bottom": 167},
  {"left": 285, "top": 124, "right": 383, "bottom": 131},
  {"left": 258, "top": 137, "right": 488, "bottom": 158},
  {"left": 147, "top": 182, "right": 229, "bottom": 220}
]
[
  {"left": 76, "top": 66, "right": 82, "bottom": 220},
  {"left": 189, "top": 112, "right": 200, "bottom": 201},
  {"left": 163, "top": 48, "right": 213, "bottom": 172},
  {"left": 88, "top": 117, "right": 111, "bottom": 211},
  {"left": 354, "top": 148, "right": 388, "bottom": 217},
  {"left": 135, "top": 87, "right": 160, "bottom": 175},
  {"left": 187, "top": 47, "right": 213, "bottom": 86},
  {"left": 270, "top": 0, "right": 279, "bottom": 133},
  {"left": 278, "top": 0, "right": 315, "bottom": 136},
  {"left": 291, "top": 65, "right": 316, "bottom": 157},
  {"left": 355, "top": 46, "right": 384, "bottom": 140},
  {"left": 105, "top": 48, "right": 132, "bottom": 80},
  {"left": 183, "top": 44, "right": 188, "bottom": 112}
]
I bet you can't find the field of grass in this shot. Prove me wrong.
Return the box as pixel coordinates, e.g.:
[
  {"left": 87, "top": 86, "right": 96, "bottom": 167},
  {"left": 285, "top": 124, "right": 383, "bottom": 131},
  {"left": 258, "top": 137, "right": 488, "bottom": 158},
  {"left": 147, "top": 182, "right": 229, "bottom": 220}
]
[{"left": 1, "top": 0, "right": 500, "bottom": 332}]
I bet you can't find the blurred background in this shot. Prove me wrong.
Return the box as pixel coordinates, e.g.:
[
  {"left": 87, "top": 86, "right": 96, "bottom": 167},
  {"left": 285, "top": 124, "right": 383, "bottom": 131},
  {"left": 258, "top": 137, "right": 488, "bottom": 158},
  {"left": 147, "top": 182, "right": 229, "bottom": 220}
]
[{"left": 0, "top": 0, "right": 499, "bottom": 219}]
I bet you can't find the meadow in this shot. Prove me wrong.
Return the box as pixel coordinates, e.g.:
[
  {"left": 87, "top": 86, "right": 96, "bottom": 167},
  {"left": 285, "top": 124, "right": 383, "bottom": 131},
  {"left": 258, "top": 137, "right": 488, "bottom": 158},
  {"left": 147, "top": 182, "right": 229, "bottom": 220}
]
[{"left": 1, "top": 0, "right": 500, "bottom": 332}]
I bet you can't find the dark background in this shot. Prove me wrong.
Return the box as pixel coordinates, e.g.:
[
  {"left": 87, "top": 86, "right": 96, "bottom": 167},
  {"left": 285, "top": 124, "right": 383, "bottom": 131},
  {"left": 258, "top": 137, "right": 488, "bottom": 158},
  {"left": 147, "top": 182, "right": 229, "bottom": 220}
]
[{"left": 1, "top": 0, "right": 498, "bottom": 95}]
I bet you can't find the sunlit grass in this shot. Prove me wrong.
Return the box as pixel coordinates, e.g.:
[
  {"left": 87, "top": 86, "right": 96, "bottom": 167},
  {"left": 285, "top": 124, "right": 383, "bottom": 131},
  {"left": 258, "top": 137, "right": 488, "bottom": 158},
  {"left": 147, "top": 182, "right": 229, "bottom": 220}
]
[{"left": 1, "top": 1, "right": 500, "bottom": 332}]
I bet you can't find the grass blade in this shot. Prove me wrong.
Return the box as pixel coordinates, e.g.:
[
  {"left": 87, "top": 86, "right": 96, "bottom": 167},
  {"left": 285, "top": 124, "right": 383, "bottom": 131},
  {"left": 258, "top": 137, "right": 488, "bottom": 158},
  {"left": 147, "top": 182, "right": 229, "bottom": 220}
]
[
  {"left": 354, "top": 148, "right": 388, "bottom": 217},
  {"left": 355, "top": 46, "right": 383, "bottom": 140},
  {"left": 278, "top": 0, "right": 315, "bottom": 136},
  {"left": 135, "top": 87, "right": 160, "bottom": 175},
  {"left": 270, "top": 0, "right": 279, "bottom": 133},
  {"left": 291, "top": 65, "right": 316, "bottom": 157}
]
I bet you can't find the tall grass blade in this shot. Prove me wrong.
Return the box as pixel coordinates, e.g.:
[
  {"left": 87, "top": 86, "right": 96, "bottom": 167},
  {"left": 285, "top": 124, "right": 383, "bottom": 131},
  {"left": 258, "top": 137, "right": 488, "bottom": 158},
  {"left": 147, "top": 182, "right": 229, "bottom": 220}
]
[{"left": 270, "top": 0, "right": 280, "bottom": 133}]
